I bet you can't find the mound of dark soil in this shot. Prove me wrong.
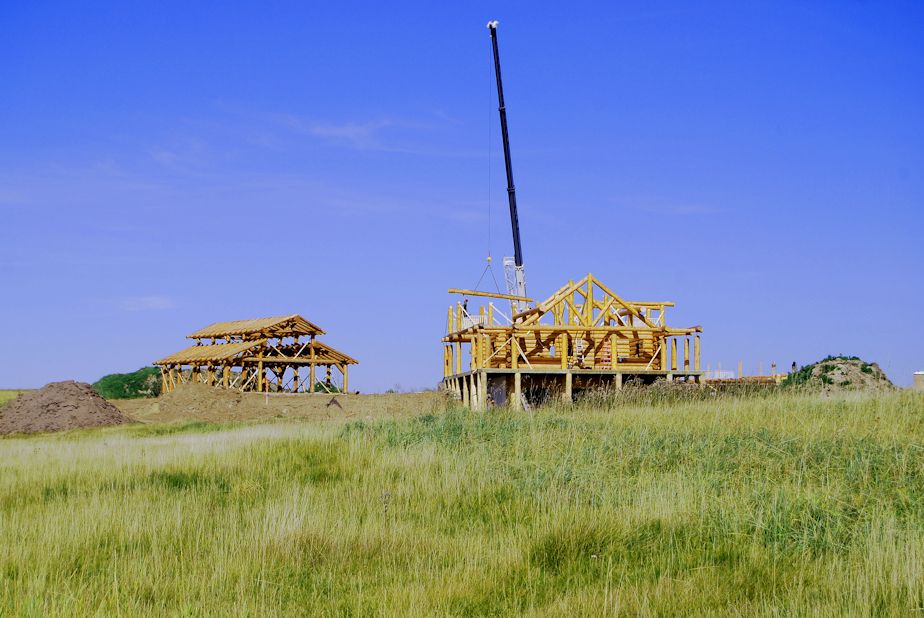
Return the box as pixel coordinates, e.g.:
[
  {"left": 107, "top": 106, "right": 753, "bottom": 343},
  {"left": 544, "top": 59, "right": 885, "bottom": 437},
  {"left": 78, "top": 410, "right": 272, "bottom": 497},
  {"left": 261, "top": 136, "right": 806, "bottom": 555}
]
[
  {"left": 785, "top": 356, "right": 894, "bottom": 392},
  {"left": 0, "top": 381, "right": 132, "bottom": 436}
]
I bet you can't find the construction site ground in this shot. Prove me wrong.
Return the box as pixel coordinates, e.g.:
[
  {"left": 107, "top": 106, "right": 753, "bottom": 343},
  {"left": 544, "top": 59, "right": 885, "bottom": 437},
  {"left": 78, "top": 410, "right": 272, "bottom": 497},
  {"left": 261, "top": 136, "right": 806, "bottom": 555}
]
[{"left": 113, "top": 383, "right": 449, "bottom": 424}]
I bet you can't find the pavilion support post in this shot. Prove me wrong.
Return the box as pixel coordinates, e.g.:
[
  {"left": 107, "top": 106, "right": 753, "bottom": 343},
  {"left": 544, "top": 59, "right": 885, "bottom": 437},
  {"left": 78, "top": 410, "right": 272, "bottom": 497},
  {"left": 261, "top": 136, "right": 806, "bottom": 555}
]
[
  {"left": 207, "top": 365, "right": 214, "bottom": 386},
  {"left": 563, "top": 371, "right": 573, "bottom": 404},
  {"left": 479, "top": 371, "right": 487, "bottom": 410},
  {"left": 659, "top": 339, "right": 667, "bottom": 371},
  {"left": 671, "top": 338, "right": 678, "bottom": 371},
  {"left": 694, "top": 335, "right": 701, "bottom": 371},
  {"left": 513, "top": 372, "right": 522, "bottom": 410},
  {"left": 257, "top": 361, "right": 264, "bottom": 392},
  {"left": 222, "top": 365, "right": 230, "bottom": 388},
  {"left": 560, "top": 334, "right": 568, "bottom": 369},
  {"left": 169, "top": 367, "right": 176, "bottom": 392},
  {"left": 342, "top": 365, "right": 349, "bottom": 393},
  {"left": 684, "top": 338, "right": 690, "bottom": 370},
  {"left": 615, "top": 373, "right": 623, "bottom": 390},
  {"left": 309, "top": 363, "right": 316, "bottom": 394},
  {"left": 293, "top": 367, "right": 299, "bottom": 392},
  {"left": 462, "top": 374, "right": 470, "bottom": 407}
]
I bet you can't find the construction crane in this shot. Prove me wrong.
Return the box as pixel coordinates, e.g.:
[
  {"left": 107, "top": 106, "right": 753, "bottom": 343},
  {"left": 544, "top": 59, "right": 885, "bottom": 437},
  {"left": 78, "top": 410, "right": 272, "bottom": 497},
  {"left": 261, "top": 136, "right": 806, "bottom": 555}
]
[{"left": 487, "top": 20, "right": 528, "bottom": 313}]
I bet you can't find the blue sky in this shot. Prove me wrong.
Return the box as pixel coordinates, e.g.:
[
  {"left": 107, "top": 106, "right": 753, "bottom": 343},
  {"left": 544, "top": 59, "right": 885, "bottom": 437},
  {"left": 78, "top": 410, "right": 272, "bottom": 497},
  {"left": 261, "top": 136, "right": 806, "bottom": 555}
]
[{"left": 1, "top": 1, "right": 922, "bottom": 390}]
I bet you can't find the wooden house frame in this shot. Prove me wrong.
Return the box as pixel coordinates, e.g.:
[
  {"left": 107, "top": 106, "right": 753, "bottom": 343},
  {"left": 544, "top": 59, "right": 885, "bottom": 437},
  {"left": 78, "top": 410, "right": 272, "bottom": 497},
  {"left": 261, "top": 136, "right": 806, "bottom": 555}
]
[
  {"left": 155, "top": 314, "right": 357, "bottom": 394},
  {"left": 443, "top": 274, "right": 702, "bottom": 409}
]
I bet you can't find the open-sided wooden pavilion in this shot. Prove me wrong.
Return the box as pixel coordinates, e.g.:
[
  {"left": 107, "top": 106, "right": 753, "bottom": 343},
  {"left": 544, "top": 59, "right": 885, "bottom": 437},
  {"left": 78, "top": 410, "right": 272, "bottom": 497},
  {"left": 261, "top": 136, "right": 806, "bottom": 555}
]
[
  {"left": 155, "top": 314, "right": 358, "bottom": 394},
  {"left": 443, "top": 274, "right": 703, "bottom": 409}
]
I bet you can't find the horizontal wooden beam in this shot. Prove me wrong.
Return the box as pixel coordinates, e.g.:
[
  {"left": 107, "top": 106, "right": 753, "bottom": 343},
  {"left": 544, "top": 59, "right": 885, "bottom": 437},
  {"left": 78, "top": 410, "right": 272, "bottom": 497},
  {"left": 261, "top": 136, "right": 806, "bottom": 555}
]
[
  {"left": 444, "top": 325, "right": 701, "bottom": 338},
  {"left": 448, "top": 288, "right": 534, "bottom": 303}
]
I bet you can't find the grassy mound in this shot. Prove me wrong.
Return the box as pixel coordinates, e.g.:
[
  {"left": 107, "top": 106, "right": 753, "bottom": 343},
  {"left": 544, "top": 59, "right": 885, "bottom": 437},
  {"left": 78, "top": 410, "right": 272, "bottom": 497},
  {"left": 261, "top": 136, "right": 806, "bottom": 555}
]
[
  {"left": 92, "top": 367, "right": 161, "bottom": 399},
  {"left": 783, "top": 355, "right": 893, "bottom": 391},
  {"left": 1, "top": 391, "right": 923, "bottom": 614}
]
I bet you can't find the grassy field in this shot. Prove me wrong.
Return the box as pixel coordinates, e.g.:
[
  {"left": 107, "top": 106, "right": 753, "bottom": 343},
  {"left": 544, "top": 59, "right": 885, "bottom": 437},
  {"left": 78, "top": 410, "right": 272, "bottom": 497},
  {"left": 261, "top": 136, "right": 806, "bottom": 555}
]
[
  {"left": 1, "top": 390, "right": 923, "bottom": 615},
  {"left": 0, "top": 390, "right": 27, "bottom": 406}
]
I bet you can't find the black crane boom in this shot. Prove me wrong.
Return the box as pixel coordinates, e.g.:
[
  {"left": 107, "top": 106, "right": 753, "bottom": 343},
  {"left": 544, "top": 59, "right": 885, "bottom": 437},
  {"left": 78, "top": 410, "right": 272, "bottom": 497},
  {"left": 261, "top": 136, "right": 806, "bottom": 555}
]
[{"left": 488, "top": 21, "right": 524, "bottom": 268}]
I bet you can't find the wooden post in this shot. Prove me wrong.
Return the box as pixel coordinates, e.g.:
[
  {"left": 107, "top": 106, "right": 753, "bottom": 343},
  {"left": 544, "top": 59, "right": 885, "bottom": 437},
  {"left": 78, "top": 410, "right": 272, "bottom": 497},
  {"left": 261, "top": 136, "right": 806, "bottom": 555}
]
[
  {"left": 479, "top": 372, "right": 487, "bottom": 411},
  {"left": 488, "top": 303, "right": 494, "bottom": 326},
  {"left": 683, "top": 338, "right": 690, "bottom": 370},
  {"left": 513, "top": 372, "right": 522, "bottom": 410},
  {"left": 560, "top": 334, "right": 568, "bottom": 369},
  {"left": 671, "top": 338, "right": 678, "bottom": 371},
  {"left": 343, "top": 365, "right": 349, "bottom": 393},
  {"left": 615, "top": 373, "right": 623, "bottom": 390},
  {"left": 511, "top": 336, "right": 518, "bottom": 369},
  {"left": 659, "top": 339, "right": 667, "bottom": 371},
  {"left": 610, "top": 333, "right": 618, "bottom": 370},
  {"left": 207, "top": 365, "right": 214, "bottom": 386},
  {"left": 694, "top": 335, "right": 701, "bottom": 371},
  {"left": 293, "top": 367, "right": 299, "bottom": 392},
  {"left": 222, "top": 365, "right": 230, "bottom": 388},
  {"left": 462, "top": 374, "right": 470, "bottom": 407},
  {"left": 257, "top": 360, "right": 264, "bottom": 392},
  {"left": 563, "top": 371, "right": 572, "bottom": 404},
  {"left": 326, "top": 365, "right": 332, "bottom": 390},
  {"left": 309, "top": 363, "right": 316, "bottom": 394}
]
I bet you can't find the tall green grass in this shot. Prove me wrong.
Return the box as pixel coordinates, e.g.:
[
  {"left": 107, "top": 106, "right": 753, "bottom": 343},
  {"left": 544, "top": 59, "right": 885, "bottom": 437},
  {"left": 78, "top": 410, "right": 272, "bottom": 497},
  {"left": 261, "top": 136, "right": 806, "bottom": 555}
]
[{"left": 1, "top": 391, "right": 923, "bottom": 615}]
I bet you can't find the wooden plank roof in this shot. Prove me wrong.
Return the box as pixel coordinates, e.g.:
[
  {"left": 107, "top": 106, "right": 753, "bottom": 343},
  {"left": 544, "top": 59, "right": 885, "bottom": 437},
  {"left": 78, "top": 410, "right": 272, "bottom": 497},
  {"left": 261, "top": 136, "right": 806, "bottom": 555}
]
[
  {"left": 154, "top": 340, "right": 265, "bottom": 365},
  {"left": 188, "top": 314, "right": 324, "bottom": 339},
  {"left": 310, "top": 340, "right": 359, "bottom": 365}
]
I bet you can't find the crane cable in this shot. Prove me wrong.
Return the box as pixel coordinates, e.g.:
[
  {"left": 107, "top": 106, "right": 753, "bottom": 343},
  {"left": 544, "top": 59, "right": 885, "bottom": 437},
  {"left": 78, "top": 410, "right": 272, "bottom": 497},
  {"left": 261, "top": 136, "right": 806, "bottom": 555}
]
[{"left": 469, "top": 40, "right": 502, "bottom": 297}]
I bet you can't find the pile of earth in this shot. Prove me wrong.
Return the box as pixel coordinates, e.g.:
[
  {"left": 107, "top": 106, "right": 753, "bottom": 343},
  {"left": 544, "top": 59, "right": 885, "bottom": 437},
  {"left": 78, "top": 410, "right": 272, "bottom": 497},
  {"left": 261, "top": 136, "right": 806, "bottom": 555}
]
[
  {"left": 0, "top": 381, "right": 132, "bottom": 436},
  {"left": 158, "top": 382, "right": 246, "bottom": 420},
  {"left": 785, "top": 356, "right": 894, "bottom": 391}
]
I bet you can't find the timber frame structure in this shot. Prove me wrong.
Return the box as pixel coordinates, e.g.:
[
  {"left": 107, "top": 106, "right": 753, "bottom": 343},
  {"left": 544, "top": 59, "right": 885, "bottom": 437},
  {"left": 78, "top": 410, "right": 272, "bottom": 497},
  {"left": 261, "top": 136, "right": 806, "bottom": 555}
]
[
  {"left": 443, "top": 273, "right": 703, "bottom": 409},
  {"left": 155, "top": 315, "right": 358, "bottom": 394}
]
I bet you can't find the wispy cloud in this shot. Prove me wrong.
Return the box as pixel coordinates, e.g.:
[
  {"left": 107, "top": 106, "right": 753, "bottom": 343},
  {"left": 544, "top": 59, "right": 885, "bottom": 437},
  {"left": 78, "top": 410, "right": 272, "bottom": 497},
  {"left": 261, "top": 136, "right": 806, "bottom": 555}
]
[
  {"left": 275, "top": 114, "right": 400, "bottom": 151},
  {"left": 638, "top": 203, "right": 722, "bottom": 216},
  {"left": 272, "top": 113, "right": 469, "bottom": 155},
  {"left": 306, "top": 120, "right": 395, "bottom": 149},
  {"left": 119, "top": 296, "right": 176, "bottom": 311}
]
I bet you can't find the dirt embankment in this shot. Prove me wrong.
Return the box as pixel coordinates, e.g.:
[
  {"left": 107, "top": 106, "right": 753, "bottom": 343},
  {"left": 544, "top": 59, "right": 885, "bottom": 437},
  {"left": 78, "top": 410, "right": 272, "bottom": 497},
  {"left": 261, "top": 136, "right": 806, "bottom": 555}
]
[
  {"left": 788, "top": 357, "right": 894, "bottom": 392},
  {"left": 115, "top": 383, "right": 450, "bottom": 424},
  {"left": 0, "top": 381, "right": 132, "bottom": 436}
]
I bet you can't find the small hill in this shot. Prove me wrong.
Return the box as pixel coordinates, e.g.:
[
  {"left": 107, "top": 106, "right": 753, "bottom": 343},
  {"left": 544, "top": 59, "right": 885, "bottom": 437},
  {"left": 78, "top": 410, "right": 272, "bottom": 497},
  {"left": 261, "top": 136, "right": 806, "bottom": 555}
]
[
  {"left": 783, "top": 356, "right": 893, "bottom": 391},
  {"left": 0, "top": 381, "right": 131, "bottom": 435},
  {"left": 93, "top": 367, "right": 161, "bottom": 399}
]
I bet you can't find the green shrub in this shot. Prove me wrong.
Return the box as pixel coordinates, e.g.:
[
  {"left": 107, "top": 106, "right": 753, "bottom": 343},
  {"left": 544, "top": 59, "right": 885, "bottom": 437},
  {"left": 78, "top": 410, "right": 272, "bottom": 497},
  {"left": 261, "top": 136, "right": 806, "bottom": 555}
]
[{"left": 92, "top": 367, "right": 161, "bottom": 399}]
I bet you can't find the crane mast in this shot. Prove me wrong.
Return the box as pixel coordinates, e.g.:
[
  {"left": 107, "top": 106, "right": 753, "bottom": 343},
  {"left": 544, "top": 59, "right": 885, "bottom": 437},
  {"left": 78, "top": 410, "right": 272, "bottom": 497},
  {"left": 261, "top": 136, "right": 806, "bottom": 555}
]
[{"left": 487, "top": 20, "right": 528, "bottom": 311}]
